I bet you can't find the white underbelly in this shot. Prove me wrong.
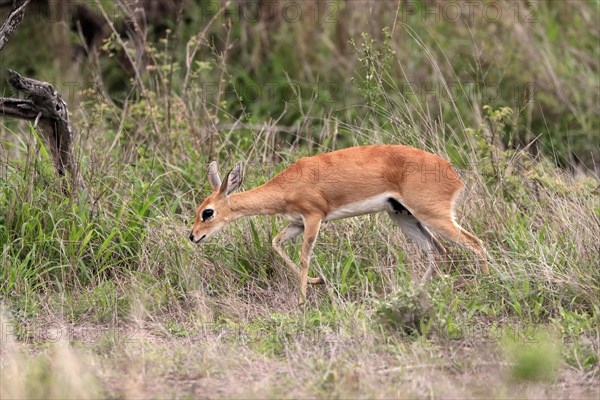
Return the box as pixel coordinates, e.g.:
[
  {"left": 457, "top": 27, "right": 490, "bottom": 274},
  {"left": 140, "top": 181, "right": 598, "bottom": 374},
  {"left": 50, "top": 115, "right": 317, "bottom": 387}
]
[{"left": 324, "top": 194, "right": 392, "bottom": 222}]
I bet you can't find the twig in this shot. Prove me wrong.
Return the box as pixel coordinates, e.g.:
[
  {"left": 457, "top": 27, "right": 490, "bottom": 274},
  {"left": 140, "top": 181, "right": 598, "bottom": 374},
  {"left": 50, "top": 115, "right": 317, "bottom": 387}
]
[
  {"left": 201, "top": 123, "right": 301, "bottom": 134},
  {"left": 93, "top": 0, "right": 161, "bottom": 138},
  {"left": 182, "top": 1, "right": 231, "bottom": 92}
]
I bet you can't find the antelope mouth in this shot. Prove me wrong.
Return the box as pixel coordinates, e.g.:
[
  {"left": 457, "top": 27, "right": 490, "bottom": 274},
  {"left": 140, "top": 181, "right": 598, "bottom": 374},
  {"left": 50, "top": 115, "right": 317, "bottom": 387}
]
[
  {"left": 195, "top": 234, "right": 207, "bottom": 243},
  {"left": 189, "top": 233, "right": 207, "bottom": 243}
]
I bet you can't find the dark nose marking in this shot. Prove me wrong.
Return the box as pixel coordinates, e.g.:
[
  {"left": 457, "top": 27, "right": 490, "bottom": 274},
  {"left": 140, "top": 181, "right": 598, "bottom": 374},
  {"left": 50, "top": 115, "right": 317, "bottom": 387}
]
[{"left": 189, "top": 231, "right": 194, "bottom": 242}]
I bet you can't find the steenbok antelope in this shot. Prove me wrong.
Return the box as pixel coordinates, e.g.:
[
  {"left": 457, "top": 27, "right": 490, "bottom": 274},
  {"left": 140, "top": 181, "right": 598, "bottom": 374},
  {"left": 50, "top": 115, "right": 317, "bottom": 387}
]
[{"left": 190, "top": 145, "right": 489, "bottom": 304}]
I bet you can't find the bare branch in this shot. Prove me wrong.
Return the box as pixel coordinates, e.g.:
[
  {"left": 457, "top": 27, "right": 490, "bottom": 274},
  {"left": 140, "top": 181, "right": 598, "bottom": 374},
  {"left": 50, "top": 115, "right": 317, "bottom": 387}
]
[
  {"left": 0, "top": 97, "right": 38, "bottom": 119},
  {"left": 0, "top": 0, "right": 31, "bottom": 52}
]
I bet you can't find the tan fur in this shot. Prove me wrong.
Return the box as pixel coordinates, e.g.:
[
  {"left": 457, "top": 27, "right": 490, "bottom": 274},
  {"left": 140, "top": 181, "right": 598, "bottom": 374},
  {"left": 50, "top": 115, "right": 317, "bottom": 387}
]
[{"left": 190, "top": 145, "right": 489, "bottom": 305}]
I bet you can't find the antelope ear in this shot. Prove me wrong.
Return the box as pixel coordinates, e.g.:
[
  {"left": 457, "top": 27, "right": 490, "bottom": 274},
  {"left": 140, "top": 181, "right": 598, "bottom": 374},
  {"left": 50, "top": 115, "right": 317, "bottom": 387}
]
[
  {"left": 219, "top": 161, "right": 243, "bottom": 196},
  {"left": 207, "top": 161, "right": 221, "bottom": 191}
]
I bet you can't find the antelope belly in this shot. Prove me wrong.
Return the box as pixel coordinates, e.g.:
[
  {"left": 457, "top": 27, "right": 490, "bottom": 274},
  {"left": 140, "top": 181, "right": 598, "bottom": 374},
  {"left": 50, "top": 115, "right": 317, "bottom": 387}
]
[{"left": 324, "top": 194, "right": 392, "bottom": 221}]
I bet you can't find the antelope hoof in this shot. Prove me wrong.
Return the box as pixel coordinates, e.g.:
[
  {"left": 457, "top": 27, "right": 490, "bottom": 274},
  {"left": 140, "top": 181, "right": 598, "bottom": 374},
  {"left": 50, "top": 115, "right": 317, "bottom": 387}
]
[{"left": 479, "top": 263, "right": 490, "bottom": 275}]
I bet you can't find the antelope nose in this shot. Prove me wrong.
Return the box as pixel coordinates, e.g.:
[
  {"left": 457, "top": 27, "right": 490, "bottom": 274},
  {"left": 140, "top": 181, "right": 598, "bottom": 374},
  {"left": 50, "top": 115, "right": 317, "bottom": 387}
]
[{"left": 189, "top": 231, "right": 194, "bottom": 242}]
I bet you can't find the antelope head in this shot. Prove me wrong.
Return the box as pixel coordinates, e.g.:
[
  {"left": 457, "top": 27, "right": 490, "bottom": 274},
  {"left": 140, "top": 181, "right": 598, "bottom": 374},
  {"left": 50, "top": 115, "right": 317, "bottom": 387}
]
[{"left": 189, "top": 161, "right": 243, "bottom": 243}]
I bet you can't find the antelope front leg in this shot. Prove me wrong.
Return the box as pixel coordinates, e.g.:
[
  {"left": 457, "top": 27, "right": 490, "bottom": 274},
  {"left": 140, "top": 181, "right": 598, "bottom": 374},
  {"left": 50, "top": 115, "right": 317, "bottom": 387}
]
[
  {"left": 272, "top": 224, "right": 323, "bottom": 285},
  {"left": 298, "top": 217, "right": 322, "bottom": 305}
]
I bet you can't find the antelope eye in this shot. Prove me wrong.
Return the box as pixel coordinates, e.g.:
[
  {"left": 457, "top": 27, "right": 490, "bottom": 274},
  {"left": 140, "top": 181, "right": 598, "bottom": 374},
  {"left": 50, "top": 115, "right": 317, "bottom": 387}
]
[{"left": 201, "top": 209, "right": 214, "bottom": 221}]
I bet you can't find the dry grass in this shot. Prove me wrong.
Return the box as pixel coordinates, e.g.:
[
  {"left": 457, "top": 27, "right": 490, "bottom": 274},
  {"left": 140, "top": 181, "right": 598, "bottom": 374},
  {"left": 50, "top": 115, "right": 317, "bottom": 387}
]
[{"left": 2, "top": 306, "right": 598, "bottom": 399}]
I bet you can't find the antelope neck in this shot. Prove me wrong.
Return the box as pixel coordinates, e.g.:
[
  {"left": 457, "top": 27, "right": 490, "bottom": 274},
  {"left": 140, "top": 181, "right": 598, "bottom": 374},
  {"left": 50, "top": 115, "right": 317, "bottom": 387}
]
[{"left": 229, "top": 183, "right": 286, "bottom": 218}]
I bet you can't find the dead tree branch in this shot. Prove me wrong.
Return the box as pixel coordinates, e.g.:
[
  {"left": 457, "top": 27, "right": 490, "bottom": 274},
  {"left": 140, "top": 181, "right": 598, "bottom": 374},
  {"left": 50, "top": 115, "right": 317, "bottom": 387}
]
[
  {"left": 0, "top": 97, "right": 37, "bottom": 119},
  {"left": 0, "top": 0, "right": 30, "bottom": 52},
  {"left": 0, "top": 70, "right": 85, "bottom": 194},
  {"left": 0, "top": 1, "right": 84, "bottom": 196}
]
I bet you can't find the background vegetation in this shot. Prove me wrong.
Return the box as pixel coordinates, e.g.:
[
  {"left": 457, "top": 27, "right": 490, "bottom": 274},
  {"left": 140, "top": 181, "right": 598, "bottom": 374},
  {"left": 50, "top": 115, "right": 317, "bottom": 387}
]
[{"left": 1, "top": 1, "right": 598, "bottom": 398}]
